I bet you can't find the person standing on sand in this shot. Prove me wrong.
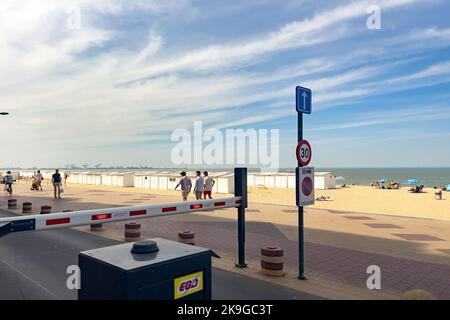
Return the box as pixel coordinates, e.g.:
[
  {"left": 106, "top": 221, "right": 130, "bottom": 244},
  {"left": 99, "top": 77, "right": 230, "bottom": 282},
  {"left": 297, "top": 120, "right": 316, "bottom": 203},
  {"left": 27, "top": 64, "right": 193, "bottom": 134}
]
[
  {"left": 64, "top": 172, "right": 69, "bottom": 188},
  {"left": 34, "top": 170, "right": 43, "bottom": 191},
  {"left": 194, "top": 171, "right": 204, "bottom": 200},
  {"left": 203, "top": 171, "right": 215, "bottom": 199},
  {"left": 52, "top": 169, "right": 62, "bottom": 199},
  {"left": 175, "top": 171, "right": 192, "bottom": 202}
]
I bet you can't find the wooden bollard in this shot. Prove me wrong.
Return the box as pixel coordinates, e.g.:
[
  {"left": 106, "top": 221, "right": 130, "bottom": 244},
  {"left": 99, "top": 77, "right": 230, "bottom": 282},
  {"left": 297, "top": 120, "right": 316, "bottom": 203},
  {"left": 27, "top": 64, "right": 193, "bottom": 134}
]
[
  {"left": 125, "top": 223, "right": 141, "bottom": 242},
  {"left": 40, "top": 205, "right": 52, "bottom": 214},
  {"left": 178, "top": 230, "right": 195, "bottom": 245},
  {"left": 260, "top": 246, "right": 284, "bottom": 277},
  {"left": 91, "top": 223, "right": 104, "bottom": 232},
  {"left": 22, "top": 202, "right": 32, "bottom": 213},
  {"left": 8, "top": 199, "right": 17, "bottom": 209}
]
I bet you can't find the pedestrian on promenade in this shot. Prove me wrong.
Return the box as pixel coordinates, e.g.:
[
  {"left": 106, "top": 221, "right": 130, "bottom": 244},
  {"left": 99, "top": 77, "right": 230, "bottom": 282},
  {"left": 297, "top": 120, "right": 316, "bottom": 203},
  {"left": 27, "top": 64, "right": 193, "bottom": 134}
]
[
  {"left": 33, "top": 170, "right": 43, "bottom": 191},
  {"left": 203, "top": 171, "right": 215, "bottom": 199},
  {"left": 175, "top": 171, "right": 192, "bottom": 202},
  {"left": 52, "top": 169, "right": 62, "bottom": 199},
  {"left": 3, "top": 171, "right": 14, "bottom": 196},
  {"left": 194, "top": 171, "right": 204, "bottom": 200},
  {"left": 64, "top": 172, "right": 69, "bottom": 188}
]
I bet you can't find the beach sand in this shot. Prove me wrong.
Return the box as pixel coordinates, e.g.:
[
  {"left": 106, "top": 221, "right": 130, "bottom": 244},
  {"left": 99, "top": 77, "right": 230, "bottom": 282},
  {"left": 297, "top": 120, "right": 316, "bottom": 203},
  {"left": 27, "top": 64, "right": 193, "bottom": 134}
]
[{"left": 251, "top": 185, "right": 450, "bottom": 221}]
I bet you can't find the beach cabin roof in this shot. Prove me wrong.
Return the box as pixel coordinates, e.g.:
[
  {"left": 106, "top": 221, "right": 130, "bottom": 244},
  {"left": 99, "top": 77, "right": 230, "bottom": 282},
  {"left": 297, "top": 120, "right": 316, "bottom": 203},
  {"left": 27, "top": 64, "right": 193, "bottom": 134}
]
[{"left": 315, "top": 172, "right": 333, "bottom": 176}]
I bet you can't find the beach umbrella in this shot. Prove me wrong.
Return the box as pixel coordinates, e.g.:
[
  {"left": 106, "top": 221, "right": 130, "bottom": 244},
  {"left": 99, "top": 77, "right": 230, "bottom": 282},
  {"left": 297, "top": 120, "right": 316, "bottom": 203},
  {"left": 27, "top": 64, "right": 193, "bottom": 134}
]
[
  {"left": 336, "top": 176, "right": 345, "bottom": 181},
  {"left": 403, "top": 179, "right": 420, "bottom": 186}
]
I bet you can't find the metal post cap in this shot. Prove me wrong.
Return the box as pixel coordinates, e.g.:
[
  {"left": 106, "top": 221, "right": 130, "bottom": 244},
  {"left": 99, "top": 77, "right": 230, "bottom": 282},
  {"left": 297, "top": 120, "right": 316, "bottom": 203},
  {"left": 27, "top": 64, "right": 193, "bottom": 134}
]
[{"left": 131, "top": 240, "right": 159, "bottom": 254}]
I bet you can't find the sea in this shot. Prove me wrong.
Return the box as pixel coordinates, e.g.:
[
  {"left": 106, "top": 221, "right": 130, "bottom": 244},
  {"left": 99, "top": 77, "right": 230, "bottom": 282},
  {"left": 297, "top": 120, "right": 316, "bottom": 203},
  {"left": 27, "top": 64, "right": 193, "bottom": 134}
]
[{"left": 314, "top": 168, "right": 450, "bottom": 187}]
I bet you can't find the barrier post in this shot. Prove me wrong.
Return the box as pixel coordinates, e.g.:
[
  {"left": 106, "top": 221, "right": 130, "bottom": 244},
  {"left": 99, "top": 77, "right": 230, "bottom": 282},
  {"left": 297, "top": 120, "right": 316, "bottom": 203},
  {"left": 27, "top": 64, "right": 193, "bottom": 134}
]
[{"left": 234, "top": 167, "right": 247, "bottom": 268}]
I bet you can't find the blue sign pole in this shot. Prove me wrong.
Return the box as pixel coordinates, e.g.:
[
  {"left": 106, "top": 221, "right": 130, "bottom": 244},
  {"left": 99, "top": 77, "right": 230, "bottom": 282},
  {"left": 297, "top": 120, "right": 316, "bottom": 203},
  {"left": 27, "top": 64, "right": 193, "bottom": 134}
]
[
  {"left": 235, "top": 167, "right": 248, "bottom": 268},
  {"left": 295, "top": 85, "right": 311, "bottom": 280},
  {"left": 297, "top": 112, "right": 306, "bottom": 280}
]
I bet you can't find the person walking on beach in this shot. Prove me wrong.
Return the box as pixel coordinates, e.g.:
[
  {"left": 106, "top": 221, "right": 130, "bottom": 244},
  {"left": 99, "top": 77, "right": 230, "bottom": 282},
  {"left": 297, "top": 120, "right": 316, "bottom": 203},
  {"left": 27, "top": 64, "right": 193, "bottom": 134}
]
[
  {"left": 175, "top": 171, "right": 192, "bottom": 202},
  {"left": 203, "top": 171, "right": 215, "bottom": 200},
  {"left": 3, "top": 171, "right": 14, "bottom": 196},
  {"left": 52, "top": 169, "right": 62, "bottom": 199},
  {"left": 64, "top": 172, "right": 69, "bottom": 188},
  {"left": 194, "top": 171, "right": 204, "bottom": 200},
  {"left": 34, "top": 170, "right": 43, "bottom": 191}
]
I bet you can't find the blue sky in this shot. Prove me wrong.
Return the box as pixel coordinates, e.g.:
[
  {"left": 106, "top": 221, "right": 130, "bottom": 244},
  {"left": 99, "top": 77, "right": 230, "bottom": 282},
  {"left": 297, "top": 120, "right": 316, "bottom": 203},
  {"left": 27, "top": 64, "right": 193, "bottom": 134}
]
[{"left": 1, "top": 0, "right": 450, "bottom": 168}]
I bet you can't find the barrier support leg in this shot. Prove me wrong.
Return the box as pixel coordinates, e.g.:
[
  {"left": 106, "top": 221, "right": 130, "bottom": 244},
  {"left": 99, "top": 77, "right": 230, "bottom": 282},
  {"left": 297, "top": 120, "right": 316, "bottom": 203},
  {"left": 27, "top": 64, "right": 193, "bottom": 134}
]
[{"left": 234, "top": 167, "right": 247, "bottom": 268}]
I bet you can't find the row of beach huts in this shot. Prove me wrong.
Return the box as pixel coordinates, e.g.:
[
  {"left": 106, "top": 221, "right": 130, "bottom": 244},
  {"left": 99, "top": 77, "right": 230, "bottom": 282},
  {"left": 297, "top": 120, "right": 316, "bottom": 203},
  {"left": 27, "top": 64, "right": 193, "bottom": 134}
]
[{"left": 15, "top": 170, "right": 337, "bottom": 193}]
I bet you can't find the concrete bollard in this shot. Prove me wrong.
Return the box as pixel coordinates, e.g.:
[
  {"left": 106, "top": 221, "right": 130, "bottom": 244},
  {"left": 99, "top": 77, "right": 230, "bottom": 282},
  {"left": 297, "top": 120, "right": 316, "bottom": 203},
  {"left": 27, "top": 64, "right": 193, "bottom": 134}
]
[
  {"left": 125, "top": 223, "right": 141, "bottom": 242},
  {"left": 8, "top": 199, "right": 17, "bottom": 209},
  {"left": 91, "top": 223, "right": 104, "bottom": 232},
  {"left": 260, "top": 246, "right": 284, "bottom": 277},
  {"left": 40, "top": 205, "right": 52, "bottom": 214},
  {"left": 22, "top": 202, "right": 32, "bottom": 213},
  {"left": 178, "top": 230, "right": 195, "bottom": 245}
]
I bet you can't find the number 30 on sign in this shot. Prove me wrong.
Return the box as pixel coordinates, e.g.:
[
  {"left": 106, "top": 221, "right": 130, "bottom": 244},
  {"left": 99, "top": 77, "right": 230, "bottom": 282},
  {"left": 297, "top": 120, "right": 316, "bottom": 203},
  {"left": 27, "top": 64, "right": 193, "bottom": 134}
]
[{"left": 296, "top": 140, "right": 312, "bottom": 166}]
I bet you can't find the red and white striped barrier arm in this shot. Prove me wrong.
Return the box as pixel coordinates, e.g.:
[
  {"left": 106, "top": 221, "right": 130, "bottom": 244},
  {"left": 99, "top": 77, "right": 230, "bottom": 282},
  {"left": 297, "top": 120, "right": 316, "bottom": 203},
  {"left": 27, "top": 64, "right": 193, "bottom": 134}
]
[{"left": 0, "top": 197, "right": 242, "bottom": 237}]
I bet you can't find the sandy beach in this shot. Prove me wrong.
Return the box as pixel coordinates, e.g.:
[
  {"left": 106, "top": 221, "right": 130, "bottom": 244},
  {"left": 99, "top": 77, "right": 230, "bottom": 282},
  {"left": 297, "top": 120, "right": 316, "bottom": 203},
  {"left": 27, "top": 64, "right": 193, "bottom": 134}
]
[{"left": 250, "top": 185, "right": 450, "bottom": 221}]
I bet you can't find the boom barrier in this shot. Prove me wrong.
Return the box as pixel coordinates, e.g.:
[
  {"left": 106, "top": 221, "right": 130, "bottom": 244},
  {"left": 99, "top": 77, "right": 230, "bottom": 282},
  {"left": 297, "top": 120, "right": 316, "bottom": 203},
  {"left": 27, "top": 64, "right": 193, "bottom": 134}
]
[{"left": 0, "top": 197, "right": 241, "bottom": 236}]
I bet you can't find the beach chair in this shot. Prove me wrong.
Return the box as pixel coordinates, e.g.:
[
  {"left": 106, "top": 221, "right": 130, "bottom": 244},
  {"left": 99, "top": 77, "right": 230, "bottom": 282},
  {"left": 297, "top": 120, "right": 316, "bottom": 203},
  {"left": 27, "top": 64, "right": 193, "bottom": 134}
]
[{"left": 409, "top": 185, "right": 424, "bottom": 193}]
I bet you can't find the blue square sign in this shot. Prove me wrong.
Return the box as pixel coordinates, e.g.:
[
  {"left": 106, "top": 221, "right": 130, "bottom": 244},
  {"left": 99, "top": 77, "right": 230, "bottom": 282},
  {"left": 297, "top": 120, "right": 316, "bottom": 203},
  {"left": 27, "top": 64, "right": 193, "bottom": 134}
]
[{"left": 296, "top": 86, "right": 312, "bottom": 114}]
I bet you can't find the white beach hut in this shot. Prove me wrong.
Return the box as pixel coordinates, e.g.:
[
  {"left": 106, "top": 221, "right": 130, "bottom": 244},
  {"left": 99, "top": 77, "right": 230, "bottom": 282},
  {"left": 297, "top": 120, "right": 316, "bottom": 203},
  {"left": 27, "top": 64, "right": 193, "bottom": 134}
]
[
  {"left": 134, "top": 172, "right": 154, "bottom": 189},
  {"left": 207, "top": 172, "right": 230, "bottom": 193},
  {"left": 156, "top": 172, "right": 173, "bottom": 190},
  {"left": 287, "top": 174, "right": 296, "bottom": 188},
  {"left": 314, "top": 172, "right": 336, "bottom": 190},
  {"left": 150, "top": 172, "right": 162, "bottom": 189},
  {"left": 86, "top": 172, "right": 102, "bottom": 185},
  {"left": 101, "top": 172, "right": 117, "bottom": 186},
  {"left": 167, "top": 172, "right": 181, "bottom": 190},
  {"left": 111, "top": 172, "right": 135, "bottom": 187},
  {"left": 263, "top": 172, "right": 277, "bottom": 188},
  {"left": 275, "top": 173, "right": 290, "bottom": 188},
  {"left": 247, "top": 173, "right": 256, "bottom": 187},
  {"left": 217, "top": 173, "right": 234, "bottom": 194},
  {"left": 67, "top": 172, "right": 81, "bottom": 184},
  {"left": 253, "top": 173, "right": 266, "bottom": 187}
]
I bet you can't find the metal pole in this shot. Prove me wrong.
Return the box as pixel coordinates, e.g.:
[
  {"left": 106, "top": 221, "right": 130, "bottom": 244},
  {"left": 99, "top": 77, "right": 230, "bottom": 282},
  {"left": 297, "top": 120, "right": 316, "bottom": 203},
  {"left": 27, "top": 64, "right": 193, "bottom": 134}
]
[
  {"left": 235, "top": 168, "right": 248, "bottom": 268},
  {"left": 298, "top": 112, "right": 306, "bottom": 280}
]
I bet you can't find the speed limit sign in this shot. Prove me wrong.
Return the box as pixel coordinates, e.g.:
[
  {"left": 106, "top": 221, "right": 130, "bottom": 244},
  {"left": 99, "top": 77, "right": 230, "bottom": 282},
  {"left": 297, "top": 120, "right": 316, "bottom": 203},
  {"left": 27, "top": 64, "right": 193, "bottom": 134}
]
[{"left": 296, "top": 140, "right": 312, "bottom": 166}]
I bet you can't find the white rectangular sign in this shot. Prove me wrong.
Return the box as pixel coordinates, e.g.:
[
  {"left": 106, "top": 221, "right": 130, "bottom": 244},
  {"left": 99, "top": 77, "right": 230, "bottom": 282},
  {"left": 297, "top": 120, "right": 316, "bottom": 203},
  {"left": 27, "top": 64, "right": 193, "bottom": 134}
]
[{"left": 298, "top": 166, "right": 314, "bottom": 206}]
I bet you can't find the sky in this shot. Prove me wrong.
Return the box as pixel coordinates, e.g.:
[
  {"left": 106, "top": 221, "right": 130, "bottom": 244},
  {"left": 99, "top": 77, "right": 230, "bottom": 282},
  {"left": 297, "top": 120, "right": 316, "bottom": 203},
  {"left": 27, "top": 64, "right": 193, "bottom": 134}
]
[{"left": 1, "top": 0, "right": 450, "bottom": 169}]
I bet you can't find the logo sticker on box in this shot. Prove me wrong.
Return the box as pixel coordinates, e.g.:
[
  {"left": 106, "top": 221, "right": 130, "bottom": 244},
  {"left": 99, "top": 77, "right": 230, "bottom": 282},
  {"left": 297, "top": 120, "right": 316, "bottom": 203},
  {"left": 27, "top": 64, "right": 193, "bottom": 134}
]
[{"left": 174, "top": 271, "right": 203, "bottom": 299}]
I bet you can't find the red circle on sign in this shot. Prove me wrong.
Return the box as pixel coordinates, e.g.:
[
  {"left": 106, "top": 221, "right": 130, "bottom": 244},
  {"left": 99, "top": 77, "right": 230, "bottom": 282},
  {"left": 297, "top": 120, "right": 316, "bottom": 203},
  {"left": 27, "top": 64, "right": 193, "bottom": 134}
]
[
  {"left": 302, "top": 177, "right": 313, "bottom": 196},
  {"left": 296, "top": 140, "right": 312, "bottom": 166}
]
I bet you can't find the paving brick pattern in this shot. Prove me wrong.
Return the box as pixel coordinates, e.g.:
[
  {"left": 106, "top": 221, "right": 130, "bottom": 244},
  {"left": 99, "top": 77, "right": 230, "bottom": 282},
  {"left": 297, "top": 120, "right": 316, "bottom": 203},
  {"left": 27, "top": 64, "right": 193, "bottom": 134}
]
[{"left": 103, "top": 217, "right": 450, "bottom": 299}]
